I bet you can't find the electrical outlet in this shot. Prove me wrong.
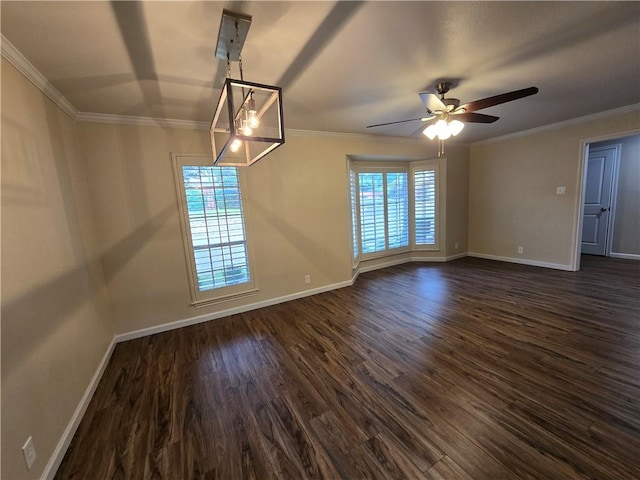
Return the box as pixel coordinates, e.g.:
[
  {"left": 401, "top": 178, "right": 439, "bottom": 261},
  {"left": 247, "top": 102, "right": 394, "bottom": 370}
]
[
  {"left": 517, "top": 246, "right": 524, "bottom": 254},
  {"left": 304, "top": 274, "right": 311, "bottom": 284},
  {"left": 556, "top": 186, "right": 567, "bottom": 195},
  {"left": 454, "top": 242, "right": 459, "bottom": 250},
  {"left": 22, "top": 436, "right": 36, "bottom": 471}
]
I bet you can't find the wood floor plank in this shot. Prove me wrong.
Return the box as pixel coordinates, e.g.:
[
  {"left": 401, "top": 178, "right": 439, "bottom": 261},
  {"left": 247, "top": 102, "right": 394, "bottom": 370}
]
[
  {"left": 499, "top": 400, "right": 639, "bottom": 479},
  {"left": 364, "top": 432, "right": 430, "bottom": 479},
  {"left": 269, "top": 395, "right": 343, "bottom": 480},
  {"left": 55, "top": 255, "right": 640, "bottom": 479},
  {"left": 423, "top": 455, "right": 476, "bottom": 480},
  {"left": 309, "top": 411, "right": 389, "bottom": 480}
]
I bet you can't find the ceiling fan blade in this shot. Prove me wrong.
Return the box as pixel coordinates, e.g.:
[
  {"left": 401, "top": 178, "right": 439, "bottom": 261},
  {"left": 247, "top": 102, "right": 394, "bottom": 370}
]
[
  {"left": 453, "top": 112, "right": 500, "bottom": 123},
  {"left": 419, "top": 92, "right": 447, "bottom": 113},
  {"left": 366, "top": 116, "right": 431, "bottom": 128},
  {"left": 457, "top": 86, "right": 539, "bottom": 113}
]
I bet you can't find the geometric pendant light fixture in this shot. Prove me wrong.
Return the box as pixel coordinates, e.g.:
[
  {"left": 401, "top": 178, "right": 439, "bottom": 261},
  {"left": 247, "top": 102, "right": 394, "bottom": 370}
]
[{"left": 210, "top": 10, "right": 285, "bottom": 166}]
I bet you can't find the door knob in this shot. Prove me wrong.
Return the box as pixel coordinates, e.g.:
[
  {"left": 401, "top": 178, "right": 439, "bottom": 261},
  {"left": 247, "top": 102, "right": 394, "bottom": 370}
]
[{"left": 600, "top": 207, "right": 609, "bottom": 212}]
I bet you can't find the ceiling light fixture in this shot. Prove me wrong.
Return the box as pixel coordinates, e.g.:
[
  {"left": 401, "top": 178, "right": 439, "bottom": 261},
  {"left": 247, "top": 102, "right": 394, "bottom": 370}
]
[
  {"left": 423, "top": 117, "right": 464, "bottom": 140},
  {"left": 210, "top": 10, "right": 285, "bottom": 167},
  {"left": 422, "top": 115, "right": 464, "bottom": 157}
]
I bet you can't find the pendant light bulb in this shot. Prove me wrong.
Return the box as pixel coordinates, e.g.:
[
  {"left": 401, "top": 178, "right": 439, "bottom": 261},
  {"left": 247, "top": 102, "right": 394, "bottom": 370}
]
[
  {"left": 241, "top": 121, "right": 253, "bottom": 136},
  {"left": 247, "top": 95, "right": 260, "bottom": 129},
  {"left": 239, "top": 109, "right": 253, "bottom": 136},
  {"left": 230, "top": 138, "right": 242, "bottom": 152}
]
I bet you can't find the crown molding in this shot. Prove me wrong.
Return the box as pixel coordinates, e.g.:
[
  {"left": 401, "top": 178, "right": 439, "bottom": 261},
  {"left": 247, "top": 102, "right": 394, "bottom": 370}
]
[
  {"left": 474, "top": 103, "right": 640, "bottom": 145},
  {"left": 75, "top": 111, "right": 211, "bottom": 130},
  {"left": 1, "top": 34, "right": 78, "bottom": 119}
]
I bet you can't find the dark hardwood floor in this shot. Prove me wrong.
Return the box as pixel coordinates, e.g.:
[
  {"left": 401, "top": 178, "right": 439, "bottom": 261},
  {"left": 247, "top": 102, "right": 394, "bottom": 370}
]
[{"left": 55, "top": 255, "right": 640, "bottom": 479}]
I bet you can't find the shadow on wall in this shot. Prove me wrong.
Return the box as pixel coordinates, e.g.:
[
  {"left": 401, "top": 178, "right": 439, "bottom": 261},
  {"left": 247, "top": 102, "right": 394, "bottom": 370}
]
[
  {"left": 1, "top": 203, "right": 176, "bottom": 382},
  {"left": 249, "top": 198, "right": 347, "bottom": 284},
  {"left": 2, "top": 81, "right": 181, "bottom": 377}
]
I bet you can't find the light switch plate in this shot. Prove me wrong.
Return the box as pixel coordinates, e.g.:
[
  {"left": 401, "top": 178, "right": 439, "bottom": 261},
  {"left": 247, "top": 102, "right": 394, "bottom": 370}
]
[{"left": 22, "top": 436, "right": 36, "bottom": 470}]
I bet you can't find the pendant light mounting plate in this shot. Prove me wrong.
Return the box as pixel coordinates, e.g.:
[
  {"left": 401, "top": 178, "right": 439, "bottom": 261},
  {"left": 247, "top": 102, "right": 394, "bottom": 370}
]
[{"left": 215, "top": 10, "right": 252, "bottom": 61}]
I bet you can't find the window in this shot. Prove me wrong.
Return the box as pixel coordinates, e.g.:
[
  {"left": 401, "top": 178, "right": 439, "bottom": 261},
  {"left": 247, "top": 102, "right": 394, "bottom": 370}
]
[
  {"left": 173, "top": 154, "right": 255, "bottom": 305},
  {"left": 350, "top": 160, "right": 439, "bottom": 262},
  {"left": 358, "top": 171, "right": 409, "bottom": 254},
  {"left": 387, "top": 172, "right": 409, "bottom": 249},
  {"left": 359, "top": 172, "right": 386, "bottom": 254},
  {"left": 414, "top": 167, "right": 437, "bottom": 246}
]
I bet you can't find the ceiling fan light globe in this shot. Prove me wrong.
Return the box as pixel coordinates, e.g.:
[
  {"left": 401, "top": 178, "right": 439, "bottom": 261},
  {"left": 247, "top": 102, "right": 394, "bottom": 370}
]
[
  {"left": 437, "top": 129, "right": 451, "bottom": 140},
  {"left": 424, "top": 125, "right": 437, "bottom": 140},
  {"left": 434, "top": 119, "right": 450, "bottom": 139},
  {"left": 449, "top": 119, "right": 464, "bottom": 136}
]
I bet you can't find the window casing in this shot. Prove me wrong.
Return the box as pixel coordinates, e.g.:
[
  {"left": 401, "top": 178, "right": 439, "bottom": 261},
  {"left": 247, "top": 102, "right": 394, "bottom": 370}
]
[
  {"left": 173, "top": 154, "right": 256, "bottom": 305},
  {"left": 349, "top": 159, "right": 440, "bottom": 263}
]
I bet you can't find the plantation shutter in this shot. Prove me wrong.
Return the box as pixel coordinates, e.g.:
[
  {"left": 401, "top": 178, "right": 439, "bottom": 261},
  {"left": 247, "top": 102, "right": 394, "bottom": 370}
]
[{"left": 414, "top": 168, "right": 436, "bottom": 245}]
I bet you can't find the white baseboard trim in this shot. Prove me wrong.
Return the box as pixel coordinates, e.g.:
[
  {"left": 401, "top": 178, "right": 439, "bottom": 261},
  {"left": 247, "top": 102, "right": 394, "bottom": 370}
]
[
  {"left": 468, "top": 252, "right": 574, "bottom": 271},
  {"left": 41, "top": 337, "right": 116, "bottom": 480},
  {"left": 609, "top": 252, "right": 640, "bottom": 260},
  {"left": 115, "top": 280, "right": 353, "bottom": 342},
  {"left": 411, "top": 252, "right": 468, "bottom": 262},
  {"left": 444, "top": 252, "right": 468, "bottom": 261}
]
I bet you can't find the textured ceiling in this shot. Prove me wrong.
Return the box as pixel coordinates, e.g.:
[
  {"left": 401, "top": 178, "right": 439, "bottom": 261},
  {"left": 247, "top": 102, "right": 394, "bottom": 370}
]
[{"left": 2, "top": 1, "right": 639, "bottom": 142}]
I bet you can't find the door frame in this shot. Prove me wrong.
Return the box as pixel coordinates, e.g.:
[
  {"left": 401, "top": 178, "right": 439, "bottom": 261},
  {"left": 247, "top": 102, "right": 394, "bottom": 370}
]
[
  {"left": 572, "top": 128, "right": 639, "bottom": 271},
  {"left": 581, "top": 143, "right": 621, "bottom": 256}
]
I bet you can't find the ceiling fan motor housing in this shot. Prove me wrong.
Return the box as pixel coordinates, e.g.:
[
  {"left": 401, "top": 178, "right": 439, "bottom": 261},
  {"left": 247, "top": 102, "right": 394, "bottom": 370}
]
[{"left": 442, "top": 98, "right": 460, "bottom": 111}]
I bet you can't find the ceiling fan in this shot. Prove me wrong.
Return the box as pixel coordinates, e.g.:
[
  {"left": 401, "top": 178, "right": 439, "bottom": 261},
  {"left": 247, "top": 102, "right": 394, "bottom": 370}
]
[{"left": 366, "top": 82, "right": 539, "bottom": 143}]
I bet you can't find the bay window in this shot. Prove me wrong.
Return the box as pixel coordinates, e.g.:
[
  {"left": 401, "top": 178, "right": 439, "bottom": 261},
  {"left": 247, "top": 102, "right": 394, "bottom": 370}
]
[{"left": 350, "top": 160, "right": 439, "bottom": 263}]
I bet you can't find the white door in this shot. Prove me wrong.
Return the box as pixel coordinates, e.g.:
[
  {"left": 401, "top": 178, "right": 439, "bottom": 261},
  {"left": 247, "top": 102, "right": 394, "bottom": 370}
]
[{"left": 581, "top": 145, "right": 617, "bottom": 255}]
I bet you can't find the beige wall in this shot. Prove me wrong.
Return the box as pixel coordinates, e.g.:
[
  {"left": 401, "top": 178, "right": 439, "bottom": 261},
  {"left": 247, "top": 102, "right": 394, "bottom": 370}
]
[
  {"left": 469, "top": 111, "right": 640, "bottom": 268},
  {"left": 1, "top": 59, "right": 114, "bottom": 479},
  {"left": 591, "top": 134, "right": 640, "bottom": 256},
  {"left": 445, "top": 143, "right": 470, "bottom": 256},
  {"left": 612, "top": 134, "right": 640, "bottom": 255},
  {"left": 77, "top": 123, "right": 457, "bottom": 334}
]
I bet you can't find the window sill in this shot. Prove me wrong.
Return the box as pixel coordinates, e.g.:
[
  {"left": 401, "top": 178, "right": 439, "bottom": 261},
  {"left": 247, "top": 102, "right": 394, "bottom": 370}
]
[
  {"left": 360, "top": 247, "right": 411, "bottom": 261},
  {"left": 191, "top": 287, "right": 259, "bottom": 308},
  {"left": 412, "top": 245, "right": 440, "bottom": 251}
]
